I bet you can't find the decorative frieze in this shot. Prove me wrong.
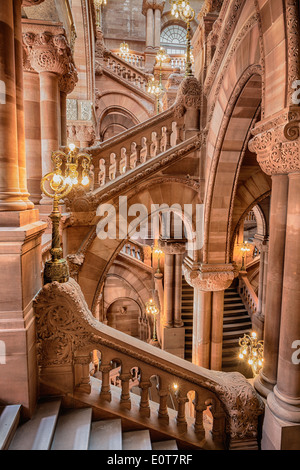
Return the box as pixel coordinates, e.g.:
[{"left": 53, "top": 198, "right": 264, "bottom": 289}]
[{"left": 249, "top": 107, "right": 300, "bottom": 176}]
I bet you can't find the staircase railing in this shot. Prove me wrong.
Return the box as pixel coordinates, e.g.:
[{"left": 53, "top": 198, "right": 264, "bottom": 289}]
[
  {"left": 87, "top": 106, "right": 185, "bottom": 191},
  {"left": 238, "top": 272, "right": 258, "bottom": 318},
  {"left": 34, "top": 278, "right": 264, "bottom": 450}
]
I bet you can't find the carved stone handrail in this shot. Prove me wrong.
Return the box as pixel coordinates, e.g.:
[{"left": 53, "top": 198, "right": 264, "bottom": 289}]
[
  {"left": 84, "top": 106, "right": 185, "bottom": 192},
  {"left": 34, "top": 279, "right": 264, "bottom": 450},
  {"left": 238, "top": 272, "right": 258, "bottom": 318}
]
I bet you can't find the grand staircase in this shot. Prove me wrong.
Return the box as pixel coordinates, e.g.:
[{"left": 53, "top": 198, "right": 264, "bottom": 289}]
[
  {"left": 1, "top": 396, "right": 178, "bottom": 451},
  {"left": 222, "top": 286, "right": 252, "bottom": 373}
]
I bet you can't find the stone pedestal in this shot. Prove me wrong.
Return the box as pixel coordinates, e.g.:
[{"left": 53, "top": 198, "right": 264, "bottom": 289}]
[
  {"left": 262, "top": 402, "right": 300, "bottom": 450},
  {"left": 161, "top": 327, "right": 185, "bottom": 359},
  {"left": 0, "top": 210, "right": 46, "bottom": 417}
]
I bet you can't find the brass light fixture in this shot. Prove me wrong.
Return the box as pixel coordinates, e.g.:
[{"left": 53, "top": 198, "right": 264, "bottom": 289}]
[
  {"left": 120, "top": 41, "right": 130, "bottom": 57},
  {"left": 41, "top": 144, "right": 92, "bottom": 285},
  {"left": 147, "top": 76, "right": 163, "bottom": 114},
  {"left": 146, "top": 298, "right": 160, "bottom": 345},
  {"left": 156, "top": 46, "right": 168, "bottom": 88},
  {"left": 153, "top": 244, "right": 163, "bottom": 273},
  {"left": 169, "top": 0, "right": 195, "bottom": 76},
  {"left": 239, "top": 331, "right": 264, "bottom": 376},
  {"left": 241, "top": 240, "right": 251, "bottom": 271},
  {"left": 94, "top": 0, "right": 108, "bottom": 27}
]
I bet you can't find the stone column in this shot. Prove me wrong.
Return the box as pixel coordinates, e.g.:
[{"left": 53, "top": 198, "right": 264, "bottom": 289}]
[
  {"left": 146, "top": 8, "right": 154, "bottom": 49},
  {"left": 142, "top": 1, "right": 165, "bottom": 71},
  {"left": 154, "top": 7, "right": 162, "bottom": 49},
  {"left": 23, "top": 68, "right": 42, "bottom": 204},
  {"left": 14, "top": 0, "right": 33, "bottom": 209},
  {"left": 0, "top": 1, "right": 27, "bottom": 211},
  {"left": 249, "top": 107, "right": 300, "bottom": 449},
  {"left": 159, "top": 239, "right": 186, "bottom": 357},
  {"left": 183, "top": 261, "right": 234, "bottom": 369},
  {"left": 269, "top": 173, "right": 300, "bottom": 422},
  {"left": 22, "top": 24, "right": 78, "bottom": 204}
]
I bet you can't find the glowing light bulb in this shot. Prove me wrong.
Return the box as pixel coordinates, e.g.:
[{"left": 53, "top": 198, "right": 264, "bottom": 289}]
[
  {"left": 81, "top": 176, "right": 90, "bottom": 186},
  {"left": 239, "top": 353, "right": 244, "bottom": 359},
  {"left": 251, "top": 332, "right": 257, "bottom": 338},
  {"left": 65, "top": 176, "right": 72, "bottom": 186},
  {"left": 69, "top": 143, "right": 76, "bottom": 152},
  {"left": 52, "top": 174, "right": 62, "bottom": 184},
  {"left": 173, "top": 383, "right": 178, "bottom": 391}
]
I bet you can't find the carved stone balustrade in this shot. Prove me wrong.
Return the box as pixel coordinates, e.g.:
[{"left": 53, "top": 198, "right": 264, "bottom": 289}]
[{"left": 33, "top": 278, "right": 264, "bottom": 450}]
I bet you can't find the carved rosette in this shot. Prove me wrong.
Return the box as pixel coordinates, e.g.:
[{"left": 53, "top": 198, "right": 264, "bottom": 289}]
[
  {"left": 183, "top": 263, "right": 235, "bottom": 292},
  {"left": 22, "top": 29, "right": 77, "bottom": 82},
  {"left": 248, "top": 107, "right": 300, "bottom": 176},
  {"left": 174, "top": 76, "right": 202, "bottom": 117}
]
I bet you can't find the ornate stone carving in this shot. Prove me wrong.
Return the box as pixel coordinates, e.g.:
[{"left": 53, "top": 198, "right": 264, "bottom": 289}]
[
  {"left": 159, "top": 239, "right": 186, "bottom": 255},
  {"left": 67, "top": 123, "right": 96, "bottom": 147},
  {"left": 22, "top": 27, "right": 77, "bottom": 79},
  {"left": 67, "top": 253, "right": 85, "bottom": 281},
  {"left": 174, "top": 77, "right": 202, "bottom": 117},
  {"left": 183, "top": 262, "right": 235, "bottom": 292},
  {"left": 249, "top": 107, "right": 300, "bottom": 175},
  {"left": 33, "top": 278, "right": 264, "bottom": 443}
]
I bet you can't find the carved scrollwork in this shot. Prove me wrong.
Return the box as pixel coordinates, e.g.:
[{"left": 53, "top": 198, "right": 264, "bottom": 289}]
[
  {"left": 175, "top": 77, "right": 202, "bottom": 117},
  {"left": 183, "top": 263, "right": 235, "bottom": 292}
]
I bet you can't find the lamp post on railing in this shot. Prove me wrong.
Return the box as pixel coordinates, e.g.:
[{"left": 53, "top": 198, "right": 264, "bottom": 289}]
[
  {"left": 241, "top": 240, "right": 251, "bottom": 271},
  {"left": 147, "top": 76, "right": 163, "bottom": 114},
  {"left": 153, "top": 244, "right": 163, "bottom": 273},
  {"left": 170, "top": 0, "right": 195, "bottom": 77},
  {"left": 156, "top": 46, "right": 168, "bottom": 88},
  {"left": 120, "top": 41, "right": 130, "bottom": 60},
  {"left": 146, "top": 298, "right": 160, "bottom": 346},
  {"left": 94, "top": 0, "right": 108, "bottom": 28},
  {"left": 41, "top": 144, "right": 92, "bottom": 285}
]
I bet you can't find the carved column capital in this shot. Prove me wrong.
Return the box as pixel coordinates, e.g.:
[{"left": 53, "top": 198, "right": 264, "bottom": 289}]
[
  {"left": 158, "top": 239, "right": 186, "bottom": 255},
  {"left": 142, "top": 0, "right": 165, "bottom": 15},
  {"left": 183, "top": 262, "right": 235, "bottom": 292},
  {"left": 22, "top": 24, "right": 77, "bottom": 79},
  {"left": 248, "top": 107, "right": 300, "bottom": 176},
  {"left": 174, "top": 76, "right": 202, "bottom": 118}
]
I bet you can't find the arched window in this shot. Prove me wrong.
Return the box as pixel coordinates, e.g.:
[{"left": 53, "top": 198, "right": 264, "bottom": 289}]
[{"left": 160, "top": 25, "right": 187, "bottom": 55}]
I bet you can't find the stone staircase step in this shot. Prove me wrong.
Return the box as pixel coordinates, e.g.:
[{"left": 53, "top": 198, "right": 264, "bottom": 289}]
[
  {"left": 152, "top": 440, "right": 178, "bottom": 450},
  {"left": 0, "top": 405, "right": 21, "bottom": 450},
  {"left": 223, "top": 315, "right": 252, "bottom": 324},
  {"left": 122, "top": 430, "right": 152, "bottom": 450},
  {"left": 9, "top": 399, "right": 61, "bottom": 450},
  {"left": 223, "top": 309, "right": 248, "bottom": 315},
  {"left": 223, "top": 321, "right": 252, "bottom": 331},
  {"left": 88, "top": 419, "right": 122, "bottom": 450},
  {"left": 223, "top": 329, "right": 252, "bottom": 339},
  {"left": 51, "top": 408, "right": 92, "bottom": 450}
]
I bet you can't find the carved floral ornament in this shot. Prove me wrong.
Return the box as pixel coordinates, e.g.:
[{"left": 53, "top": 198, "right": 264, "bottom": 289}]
[
  {"left": 22, "top": 29, "right": 77, "bottom": 80},
  {"left": 183, "top": 263, "right": 235, "bottom": 292},
  {"left": 248, "top": 107, "right": 300, "bottom": 176},
  {"left": 33, "top": 278, "right": 264, "bottom": 441},
  {"left": 174, "top": 76, "right": 202, "bottom": 118}
]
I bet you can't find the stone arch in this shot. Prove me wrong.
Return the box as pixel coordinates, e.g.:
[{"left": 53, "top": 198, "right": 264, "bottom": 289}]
[
  {"left": 204, "top": 68, "right": 263, "bottom": 265},
  {"left": 99, "top": 106, "right": 139, "bottom": 141},
  {"left": 77, "top": 179, "right": 201, "bottom": 311}
]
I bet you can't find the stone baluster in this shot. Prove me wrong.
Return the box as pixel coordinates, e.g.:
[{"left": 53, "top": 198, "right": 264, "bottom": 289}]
[
  {"left": 176, "top": 393, "right": 189, "bottom": 432},
  {"left": 99, "top": 362, "right": 112, "bottom": 401},
  {"left": 120, "top": 372, "right": 132, "bottom": 409},
  {"left": 193, "top": 398, "right": 206, "bottom": 438},
  {"left": 157, "top": 388, "right": 169, "bottom": 423},
  {"left": 139, "top": 380, "right": 152, "bottom": 417},
  {"left": 74, "top": 353, "right": 92, "bottom": 393}
]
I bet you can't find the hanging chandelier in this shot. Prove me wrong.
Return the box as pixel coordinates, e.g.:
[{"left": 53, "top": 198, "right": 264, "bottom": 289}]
[
  {"left": 169, "top": 0, "right": 195, "bottom": 76},
  {"left": 239, "top": 332, "right": 264, "bottom": 375}
]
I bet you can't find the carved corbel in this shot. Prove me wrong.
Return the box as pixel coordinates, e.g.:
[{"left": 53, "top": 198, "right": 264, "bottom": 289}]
[{"left": 174, "top": 76, "right": 202, "bottom": 118}]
